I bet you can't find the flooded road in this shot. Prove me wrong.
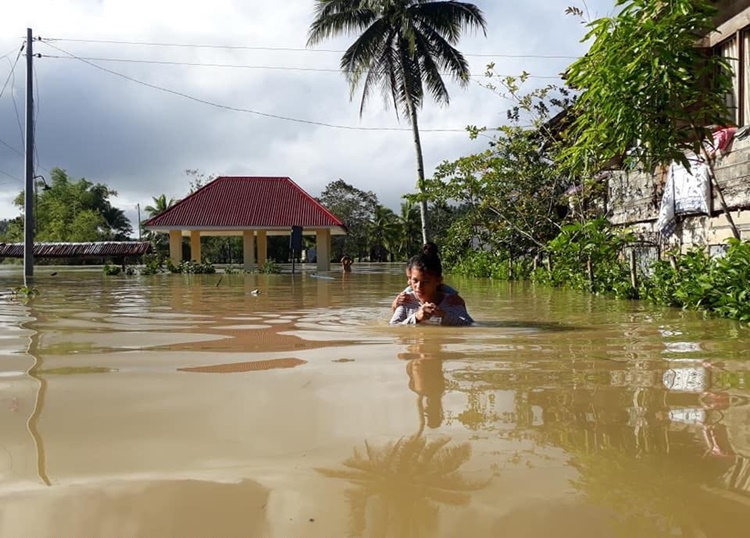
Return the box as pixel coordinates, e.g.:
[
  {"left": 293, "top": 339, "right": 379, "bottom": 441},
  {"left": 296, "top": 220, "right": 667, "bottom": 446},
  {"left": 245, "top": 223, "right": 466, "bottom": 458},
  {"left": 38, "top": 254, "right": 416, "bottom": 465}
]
[{"left": 1, "top": 264, "right": 749, "bottom": 537}]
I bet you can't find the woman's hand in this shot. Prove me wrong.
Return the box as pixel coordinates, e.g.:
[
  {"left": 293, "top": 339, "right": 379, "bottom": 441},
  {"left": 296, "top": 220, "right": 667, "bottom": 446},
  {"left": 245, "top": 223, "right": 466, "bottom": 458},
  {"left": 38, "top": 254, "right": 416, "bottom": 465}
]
[
  {"left": 417, "top": 302, "right": 442, "bottom": 322},
  {"left": 392, "top": 292, "right": 416, "bottom": 311}
]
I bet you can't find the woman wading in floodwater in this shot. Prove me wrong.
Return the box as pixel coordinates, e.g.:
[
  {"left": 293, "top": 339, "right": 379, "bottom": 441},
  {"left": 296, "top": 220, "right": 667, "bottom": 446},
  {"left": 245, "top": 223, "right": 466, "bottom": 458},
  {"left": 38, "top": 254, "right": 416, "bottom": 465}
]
[{"left": 389, "top": 252, "right": 473, "bottom": 326}]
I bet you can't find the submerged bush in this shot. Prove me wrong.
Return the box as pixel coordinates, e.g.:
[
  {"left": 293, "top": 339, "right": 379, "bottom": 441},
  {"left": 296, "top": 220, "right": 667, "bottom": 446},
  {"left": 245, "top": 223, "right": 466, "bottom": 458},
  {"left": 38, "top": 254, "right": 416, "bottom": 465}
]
[
  {"left": 449, "top": 213, "right": 750, "bottom": 321},
  {"left": 167, "top": 259, "right": 217, "bottom": 274},
  {"left": 531, "top": 218, "right": 637, "bottom": 299},
  {"left": 641, "top": 239, "right": 750, "bottom": 321},
  {"left": 258, "top": 260, "right": 281, "bottom": 274},
  {"left": 102, "top": 263, "right": 121, "bottom": 276}
]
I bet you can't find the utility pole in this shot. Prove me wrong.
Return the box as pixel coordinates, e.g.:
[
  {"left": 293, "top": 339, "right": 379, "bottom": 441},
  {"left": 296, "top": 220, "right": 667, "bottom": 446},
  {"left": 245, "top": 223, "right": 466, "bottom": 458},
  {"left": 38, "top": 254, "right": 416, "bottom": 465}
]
[
  {"left": 136, "top": 203, "right": 141, "bottom": 240},
  {"left": 23, "top": 28, "right": 35, "bottom": 280}
]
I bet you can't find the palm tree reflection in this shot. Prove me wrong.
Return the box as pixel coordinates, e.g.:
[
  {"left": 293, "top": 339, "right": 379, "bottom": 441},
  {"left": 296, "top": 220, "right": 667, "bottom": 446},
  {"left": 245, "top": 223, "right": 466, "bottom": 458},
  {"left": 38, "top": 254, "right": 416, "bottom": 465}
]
[{"left": 317, "top": 435, "right": 487, "bottom": 538}]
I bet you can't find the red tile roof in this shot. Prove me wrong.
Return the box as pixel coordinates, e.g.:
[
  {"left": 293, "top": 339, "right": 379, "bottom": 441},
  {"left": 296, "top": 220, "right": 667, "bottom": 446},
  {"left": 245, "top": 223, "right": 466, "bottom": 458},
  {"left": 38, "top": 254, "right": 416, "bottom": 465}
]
[{"left": 144, "top": 177, "right": 345, "bottom": 230}]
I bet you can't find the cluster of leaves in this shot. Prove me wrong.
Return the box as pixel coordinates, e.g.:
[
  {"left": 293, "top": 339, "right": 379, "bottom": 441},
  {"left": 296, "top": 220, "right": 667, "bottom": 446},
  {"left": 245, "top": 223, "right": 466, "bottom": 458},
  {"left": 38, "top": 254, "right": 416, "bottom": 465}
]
[
  {"left": 167, "top": 259, "right": 216, "bottom": 274},
  {"left": 1, "top": 168, "right": 132, "bottom": 244},
  {"left": 532, "top": 218, "right": 637, "bottom": 299},
  {"left": 640, "top": 239, "right": 750, "bottom": 321},
  {"left": 463, "top": 213, "right": 750, "bottom": 321},
  {"left": 423, "top": 73, "right": 573, "bottom": 272},
  {"left": 318, "top": 179, "right": 444, "bottom": 262},
  {"left": 450, "top": 250, "right": 533, "bottom": 280},
  {"left": 560, "top": 0, "right": 733, "bottom": 175},
  {"left": 257, "top": 260, "right": 281, "bottom": 274},
  {"left": 11, "top": 286, "right": 40, "bottom": 299},
  {"left": 102, "top": 263, "right": 121, "bottom": 276},
  {"left": 139, "top": 254, "right": 165, "bottom": 275}
]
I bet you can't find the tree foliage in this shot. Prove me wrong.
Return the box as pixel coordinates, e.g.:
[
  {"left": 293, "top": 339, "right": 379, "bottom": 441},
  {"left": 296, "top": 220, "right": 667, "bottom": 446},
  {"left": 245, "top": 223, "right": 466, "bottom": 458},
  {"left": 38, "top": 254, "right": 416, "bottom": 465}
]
[
  {"left": 307, "top": 0, "right": 487, "bottom": 244},
  {"left": 422, "top": 74, "right": 572, "bottom": 269},
  {"left": 560, "top": 0, "right": 733, "bottom": 174},
  {"left": 318, "top": 179, "right": 379, "bottom": 260},
  {"left": 2, "top": 168, "right": 132, "bottom": 243}
]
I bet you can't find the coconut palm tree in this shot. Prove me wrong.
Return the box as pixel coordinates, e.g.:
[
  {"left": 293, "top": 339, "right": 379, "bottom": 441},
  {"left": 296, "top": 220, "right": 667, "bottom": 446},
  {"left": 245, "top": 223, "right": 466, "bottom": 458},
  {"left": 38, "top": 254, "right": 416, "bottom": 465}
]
[
  {"left": 144, "top": 194, "right": 176, "bottom": 218},
  {"left": 307, "top": 0, "right": 486, "bottom": 244},
  {"left": 368, "top": 204, "right": 399, "bottom": 261},
  {"left": 397, "top": 201, "right": 421, "bottom": 259}
]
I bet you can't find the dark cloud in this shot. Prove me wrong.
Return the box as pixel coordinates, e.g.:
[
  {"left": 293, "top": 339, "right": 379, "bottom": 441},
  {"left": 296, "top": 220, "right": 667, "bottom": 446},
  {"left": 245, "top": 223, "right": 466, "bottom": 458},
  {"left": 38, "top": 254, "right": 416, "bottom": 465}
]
[{"left": 0, "top": 0, "right": 616, "bottom": 228}]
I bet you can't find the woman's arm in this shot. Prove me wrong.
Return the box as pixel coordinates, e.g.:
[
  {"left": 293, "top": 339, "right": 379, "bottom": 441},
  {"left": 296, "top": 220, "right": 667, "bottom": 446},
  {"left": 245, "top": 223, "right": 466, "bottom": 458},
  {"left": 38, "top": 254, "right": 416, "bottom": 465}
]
[
  {"left": 435, "top": 302, "right": 474, "bottom": 326},
  {"left": 390, "top": 305, "right": 420, "bottom": 325}
]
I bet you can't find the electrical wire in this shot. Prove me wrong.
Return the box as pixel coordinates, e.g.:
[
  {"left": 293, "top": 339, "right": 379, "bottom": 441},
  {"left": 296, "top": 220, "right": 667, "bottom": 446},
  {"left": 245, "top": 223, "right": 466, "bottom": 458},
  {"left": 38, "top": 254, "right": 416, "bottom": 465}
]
[
  {"left": 33, "top": 62, "right": 41, "bottom": 173},
  {"left": 8, "top": 54, "right": 26, "bottom": 150},
  {"left": 0, "top": 168, "right": 22, "bottom": 183},
  {"left": 0, "top": 137, "right": 23, "bottom": 157},
  {"left": 41, "top": 36, "right": 581, "bottom": 60},
  {"left": 0, "top": 47, "right": 22, "bottom": 101},
  {"left": 41, "top": 41, "right": 498, "bottom": 133},
  {"left": 37, "top": 53, "right": 564, "bottom": 80}
]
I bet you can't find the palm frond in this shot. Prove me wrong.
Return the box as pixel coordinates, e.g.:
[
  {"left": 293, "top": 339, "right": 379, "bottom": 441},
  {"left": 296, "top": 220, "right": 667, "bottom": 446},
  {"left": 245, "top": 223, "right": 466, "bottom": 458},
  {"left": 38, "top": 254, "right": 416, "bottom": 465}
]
[
  {"left": 307, "top": 1, "right": 377, "bottom": 46},
  {"left": 413, "top": 31, "right": 451, "bottom": 104},
  {"left": 414, "top": 19, "right": 471, "bottom": 85},
  {"left": 413, "top": 1, "right": 487, "bottom": 43}
]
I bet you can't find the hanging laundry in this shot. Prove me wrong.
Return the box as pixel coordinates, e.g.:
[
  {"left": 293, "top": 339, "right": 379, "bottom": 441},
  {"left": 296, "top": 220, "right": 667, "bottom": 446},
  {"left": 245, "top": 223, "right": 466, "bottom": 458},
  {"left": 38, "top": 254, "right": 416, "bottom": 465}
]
[
  {"left": 672, "top": 159, "right": 711, "bottom": 216},
  {"left": 656, "top": 158, "right": 712, "bottom": 237},
  {"left": 706, "top": 126, "right": 737, "bottom": 158}
]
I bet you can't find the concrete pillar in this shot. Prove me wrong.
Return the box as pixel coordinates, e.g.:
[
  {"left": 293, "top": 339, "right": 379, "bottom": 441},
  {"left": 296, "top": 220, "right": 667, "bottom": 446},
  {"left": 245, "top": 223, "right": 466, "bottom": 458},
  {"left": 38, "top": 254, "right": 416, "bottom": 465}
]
[
  {"left": 190, "top": 230, "right": 201, "bottom": 262},
  {"left": 316, "top": 229, "right": 331, "bottom": 272},
  {"left": 256, "top": 231, "right": 267, "bottom": 268},
  {"left": 169, "top": 230, "right": 182, "bottom": 265},
  {"left": 243, "top": 230, "right": 256, "bottom": 272}
]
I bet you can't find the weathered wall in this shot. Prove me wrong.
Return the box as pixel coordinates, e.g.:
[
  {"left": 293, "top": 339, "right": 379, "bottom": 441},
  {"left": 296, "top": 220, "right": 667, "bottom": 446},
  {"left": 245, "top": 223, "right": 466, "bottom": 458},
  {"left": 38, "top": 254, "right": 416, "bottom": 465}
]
[{"left": 608, "top": 136, "right": 750, "bottom": 246}]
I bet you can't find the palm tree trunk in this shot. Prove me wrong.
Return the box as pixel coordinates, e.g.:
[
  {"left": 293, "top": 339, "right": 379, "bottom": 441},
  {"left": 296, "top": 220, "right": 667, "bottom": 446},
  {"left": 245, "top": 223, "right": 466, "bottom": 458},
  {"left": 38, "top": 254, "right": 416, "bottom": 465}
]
[{"left": 404, "top": 93, "right": 429, "bottom": 244}]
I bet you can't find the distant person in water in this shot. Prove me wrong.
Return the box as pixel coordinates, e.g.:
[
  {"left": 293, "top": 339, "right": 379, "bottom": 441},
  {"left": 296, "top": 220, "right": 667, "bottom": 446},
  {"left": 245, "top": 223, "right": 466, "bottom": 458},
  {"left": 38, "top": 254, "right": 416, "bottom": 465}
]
[
  {"left": 389, "top": 251, "right": 473, "bottom": 326},
  {"left": 392, "top": 242, "right": 465, "bottom": 311},
  {"left": 341, "top": 255, "right": 353, "bottom": 272}
]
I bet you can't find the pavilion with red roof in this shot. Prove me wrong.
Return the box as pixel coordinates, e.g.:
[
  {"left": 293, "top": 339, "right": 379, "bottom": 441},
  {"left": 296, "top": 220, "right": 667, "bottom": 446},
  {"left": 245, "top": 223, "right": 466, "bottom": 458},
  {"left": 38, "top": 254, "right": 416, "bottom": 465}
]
[{"left": 143, "top": 176, "right": 346, "bottom": 272}]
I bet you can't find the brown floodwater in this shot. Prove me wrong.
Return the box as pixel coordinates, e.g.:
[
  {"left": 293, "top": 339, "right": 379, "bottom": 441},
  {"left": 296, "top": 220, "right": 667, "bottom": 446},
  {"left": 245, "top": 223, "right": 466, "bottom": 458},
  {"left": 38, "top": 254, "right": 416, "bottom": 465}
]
[{"left": 0, "top": 263, "right": 749, "bottom": 537}]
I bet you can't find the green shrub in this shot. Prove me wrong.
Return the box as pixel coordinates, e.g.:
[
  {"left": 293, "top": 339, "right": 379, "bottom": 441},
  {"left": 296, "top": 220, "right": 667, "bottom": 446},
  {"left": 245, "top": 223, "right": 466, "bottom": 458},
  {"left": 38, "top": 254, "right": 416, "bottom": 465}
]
[
  {"left": 258, "top": 260, "right": 281, "bottom": 274},
  {"left": 139, "top": 254, "right": 164, "bottom": 275},
  {"left": 167, "top": 259, "right": 216, "bottom": 274},
  {"left": 103, "top": 263, "right": 121, "bottom": 276}
]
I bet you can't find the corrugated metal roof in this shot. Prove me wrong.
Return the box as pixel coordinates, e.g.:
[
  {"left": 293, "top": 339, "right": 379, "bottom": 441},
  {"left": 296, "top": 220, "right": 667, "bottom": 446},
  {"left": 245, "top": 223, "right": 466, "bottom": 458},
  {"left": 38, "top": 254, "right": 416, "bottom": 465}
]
[
  {"left": 143, "top": 176, "right": 345, "bottom": 230},
  {"left": 0, "top": 241, "right": 152, "bottom": 258}
]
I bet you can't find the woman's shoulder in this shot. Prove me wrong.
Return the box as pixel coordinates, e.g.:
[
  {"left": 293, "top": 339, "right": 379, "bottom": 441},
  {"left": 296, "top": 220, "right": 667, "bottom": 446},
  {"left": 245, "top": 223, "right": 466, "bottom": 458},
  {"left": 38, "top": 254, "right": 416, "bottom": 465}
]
[{"left": 440, "top": 283, "right": 459, "bottom": 295}]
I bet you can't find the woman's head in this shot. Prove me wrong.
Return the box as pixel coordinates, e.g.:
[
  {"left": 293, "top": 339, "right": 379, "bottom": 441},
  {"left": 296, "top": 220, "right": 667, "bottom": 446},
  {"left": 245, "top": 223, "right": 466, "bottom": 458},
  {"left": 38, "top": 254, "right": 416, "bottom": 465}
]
[
  {"left": 407, "top": 253, "right": 443, "bottom": 302},
  {"left": 422, "top": 242, "right": 440, "bottom": 257}
]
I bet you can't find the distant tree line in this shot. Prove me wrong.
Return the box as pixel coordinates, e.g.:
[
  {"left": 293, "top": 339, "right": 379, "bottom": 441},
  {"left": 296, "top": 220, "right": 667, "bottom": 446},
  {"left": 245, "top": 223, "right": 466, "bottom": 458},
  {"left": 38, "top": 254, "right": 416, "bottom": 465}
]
[{"left": 0, "top": 167, "right": 132, "bottom": 244}]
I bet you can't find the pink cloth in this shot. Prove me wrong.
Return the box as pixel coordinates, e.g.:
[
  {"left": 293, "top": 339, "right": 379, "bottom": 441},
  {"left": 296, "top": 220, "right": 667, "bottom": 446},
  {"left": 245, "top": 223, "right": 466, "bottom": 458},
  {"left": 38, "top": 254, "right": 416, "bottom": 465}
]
[{"left": 708, "top": 126, "right": 737, "bottom": 157}]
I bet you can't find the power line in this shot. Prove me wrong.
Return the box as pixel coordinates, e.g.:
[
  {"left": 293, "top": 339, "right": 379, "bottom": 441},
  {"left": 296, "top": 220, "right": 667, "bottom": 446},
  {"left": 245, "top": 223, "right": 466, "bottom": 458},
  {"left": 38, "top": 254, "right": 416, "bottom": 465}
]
[
  {"left": 38, "top": 53, "right": 563, "bottom": 79},
  {"left": 8, "top": 53, "right": 25, "bottom": 151},
  {"left": 41, "top": 36, "right": 581, "bottom": 60},
  {"left": 0, "top": 136, "right": 23, "bottom": 157},
  {"left": 0, "top": 168, "right": 22, "bottom": 183},
  {"left": 42, "top": 41, "right": 494, "bottom": 133},
  {"left": 0, "top": 46, "right": 21, "bottom": 61},
  {"left": 0, "top": 47, "right": 22, "bottom": 101}
]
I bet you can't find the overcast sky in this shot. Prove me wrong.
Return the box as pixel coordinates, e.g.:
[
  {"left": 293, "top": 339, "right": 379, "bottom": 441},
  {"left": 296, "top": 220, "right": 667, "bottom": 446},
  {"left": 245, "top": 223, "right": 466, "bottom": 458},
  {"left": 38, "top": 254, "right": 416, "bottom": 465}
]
[{"left": 0, "top": 0, "right": 615, "bottom": 233}]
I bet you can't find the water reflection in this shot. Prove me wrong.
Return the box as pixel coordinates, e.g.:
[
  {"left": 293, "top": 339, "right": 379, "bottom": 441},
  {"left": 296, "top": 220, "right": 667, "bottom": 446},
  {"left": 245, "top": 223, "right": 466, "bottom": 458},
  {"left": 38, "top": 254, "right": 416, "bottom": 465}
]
[
  {"left": 437, "top": 352, "right": 750, "bottom": 535},
  {"left": 20, "top": 303, "right": 51, "bottom": 486},
  {"left": 317, "top": 435, "right": 488, "bottom": 538},
  {"left": 398, "top": 338, "right": 465, "bottom": 432},
  {"left": 1, "top": 268, "right": 750, "bottom": 536}
]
